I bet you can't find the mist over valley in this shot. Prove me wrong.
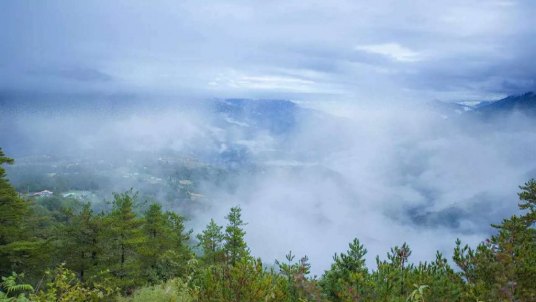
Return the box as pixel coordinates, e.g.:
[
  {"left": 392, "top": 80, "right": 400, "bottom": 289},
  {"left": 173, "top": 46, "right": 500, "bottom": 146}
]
[{"left": 2, "top": 93, "right": 535, "bottom": 273}]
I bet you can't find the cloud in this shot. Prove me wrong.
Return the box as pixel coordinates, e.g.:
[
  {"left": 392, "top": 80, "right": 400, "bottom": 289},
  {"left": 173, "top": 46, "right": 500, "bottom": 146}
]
[
  {"left": 208, "top": 69, "right": 345, "bottom": 95},
  {"left": 211, "top": 73, "right": 315, "bottom": 92},
  {"left": 3, "top": 96, "right": 536, "bottom": 274},
  {"left": 1, "top": 0, "right": 535, "bottom": 101},
  {"left": 186, "top": 102, "right": 536, "bottom": 273},
  {"left": 354, "top": 43, "right": 422, "bottom": 62},
  {"left": 30, "top": 67, "right": 113, "bottom": 82}
]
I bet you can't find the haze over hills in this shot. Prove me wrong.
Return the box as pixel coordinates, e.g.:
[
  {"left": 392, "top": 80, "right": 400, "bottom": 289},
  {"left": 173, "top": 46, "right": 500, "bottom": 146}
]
[{"left": 2, "top": 91, "right": 536, "bottom": 273}]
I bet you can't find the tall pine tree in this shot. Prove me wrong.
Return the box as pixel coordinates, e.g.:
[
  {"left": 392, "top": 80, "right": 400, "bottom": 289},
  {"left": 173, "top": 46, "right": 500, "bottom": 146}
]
[
  {"left": 101, "top": 191, "right": 144, "bottom": 291},
  {"left": 224, "top": 206, "right": 249, "bottom": 266},
  {"left": 0, "top": 148, "right": 44, "bottom": 279},
  {"left": 197, "top": 219, "right": 225, "bottom": 265},
  {"left": 140, "top": 203, "right": 192, "bottom": 282},
  {"left": 62, "top": 203, "right": 101, "bottom": 282}
]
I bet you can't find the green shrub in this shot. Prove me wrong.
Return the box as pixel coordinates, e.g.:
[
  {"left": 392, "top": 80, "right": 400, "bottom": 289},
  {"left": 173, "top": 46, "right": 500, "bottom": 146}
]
[{"left": 118, "top": 278, "right": 193, "bottom": 302}]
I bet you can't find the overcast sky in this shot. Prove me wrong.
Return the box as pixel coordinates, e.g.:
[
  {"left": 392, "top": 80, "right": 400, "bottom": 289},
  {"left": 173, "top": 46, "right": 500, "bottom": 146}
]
[{"left": 1, "top": 0, "right": 535, "bottom": 103}]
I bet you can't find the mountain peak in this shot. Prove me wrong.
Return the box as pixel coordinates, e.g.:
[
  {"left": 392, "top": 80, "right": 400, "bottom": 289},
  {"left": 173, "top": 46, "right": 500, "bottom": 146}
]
[{"left": 476, "top": 91, "right": 536, "bottom": 114}]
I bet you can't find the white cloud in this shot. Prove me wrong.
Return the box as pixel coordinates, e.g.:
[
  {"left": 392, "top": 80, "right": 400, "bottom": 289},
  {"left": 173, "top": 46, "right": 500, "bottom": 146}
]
[
  {"left": 355, "top": 43, "right": 422, "bottom": 62},
  {"left": 208, "top": 69, "right": 346, "bottom": 94}
]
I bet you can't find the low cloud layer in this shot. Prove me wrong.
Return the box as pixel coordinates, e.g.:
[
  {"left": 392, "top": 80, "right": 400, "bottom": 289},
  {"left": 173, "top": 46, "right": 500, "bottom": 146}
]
[
  {"left": 190, "top": 103, "right": 536, "bottom": 273},
  {"left": 2, "top": 99, "right": 535, "bottom": 273}
]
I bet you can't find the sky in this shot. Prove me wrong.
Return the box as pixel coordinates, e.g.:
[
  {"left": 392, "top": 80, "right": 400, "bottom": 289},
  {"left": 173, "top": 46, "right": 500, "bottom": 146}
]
[{"left": 1, "top": 0, "right": 536, "bottom": 104}]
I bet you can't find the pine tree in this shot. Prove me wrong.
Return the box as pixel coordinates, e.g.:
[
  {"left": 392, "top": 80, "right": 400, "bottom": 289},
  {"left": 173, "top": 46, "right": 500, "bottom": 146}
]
[
  {"left": 321, "top": 238, "right": 369, "bottom": 301},
  {"left": 165, "top": 211, "right": 193, "bottom": 267},
  {"left": 166, "top": 211, "right": 192, "bottom": 256},
  {"left": 100, "top": 191, "right": 144, "bottom": 291},
  {"left": 62, "top": 203, "right": 101, "bottom": 282},
  {"left": 0, "top": 148, "right": 25, "bottom": 246},
  {"left": 519, "top": 179, "right": 536, "bottom": 224},
  {"left": 197, "top": 219, "right": 225, "bottom": 265},
  {"left": 453, "top": 179, "right": 536, "bottom": 300},
  {"left": 276, "top": 251, "right": 320, "bottom": 302},
  {"left": 140, "top": 203, "right": 192, "bottom": 282},
  {"left": 223, "top": 206, "right": 249, "bottom": 266},
  {"left": 0, "top": 148, "right": 44, "bottom": 279}
]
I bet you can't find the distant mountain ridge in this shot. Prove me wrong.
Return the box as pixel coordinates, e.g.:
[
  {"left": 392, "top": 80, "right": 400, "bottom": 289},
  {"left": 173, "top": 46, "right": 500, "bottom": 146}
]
[
  {"left": 474, "top": 91, "right": 536, "bottom": 115},
  {"left": 432, "top": 91, "right": 536, "bottom": 118},
  {"left": 214, "top": 98, "right": 298, "bottom": 135}
]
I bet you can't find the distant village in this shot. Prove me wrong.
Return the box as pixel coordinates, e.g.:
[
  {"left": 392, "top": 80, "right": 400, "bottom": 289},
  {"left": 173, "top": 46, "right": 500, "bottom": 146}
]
[
  {"left": 21, "top": 189, "right": 101, "bottom": 203},
  {"left": 26, "top": 189, "right": 53, "bottom": 198}
]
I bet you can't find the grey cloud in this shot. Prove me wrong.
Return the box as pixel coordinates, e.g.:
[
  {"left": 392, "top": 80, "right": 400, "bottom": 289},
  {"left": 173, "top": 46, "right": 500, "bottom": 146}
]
[
  {"left": 1, "top": 0, "right": 535, "bottom": 101},
  {"left": 29, "top": 67, "right": 113, "bottom": 82}
]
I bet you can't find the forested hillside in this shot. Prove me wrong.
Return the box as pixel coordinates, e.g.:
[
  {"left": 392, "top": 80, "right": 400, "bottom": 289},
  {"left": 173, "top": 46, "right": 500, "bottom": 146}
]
[{"left": 1, "top": 148, "right": 535, "bottom": 301}]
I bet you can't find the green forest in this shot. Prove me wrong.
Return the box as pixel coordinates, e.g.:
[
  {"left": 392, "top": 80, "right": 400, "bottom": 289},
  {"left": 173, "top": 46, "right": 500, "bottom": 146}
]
[{"left": 1, "top": 148, "right": 535, "bottom": 302}]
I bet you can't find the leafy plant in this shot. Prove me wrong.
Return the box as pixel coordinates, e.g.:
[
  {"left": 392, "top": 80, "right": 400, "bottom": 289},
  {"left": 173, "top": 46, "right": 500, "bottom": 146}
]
[
  {"left": 407, "top": 284, "right": 428, "bottom": 302},
  {"left": 0, "top": 272, "right": 33, "bottom": 302}
]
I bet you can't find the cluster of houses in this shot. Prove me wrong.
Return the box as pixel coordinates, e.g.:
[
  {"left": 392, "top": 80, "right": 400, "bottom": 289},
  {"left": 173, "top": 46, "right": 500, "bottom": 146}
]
[
  {"left": 22, "top": 190, "right": 99, "bottom": 203},
  {"left": 28, "top": 190, "right": 54, "bottom": 197}
]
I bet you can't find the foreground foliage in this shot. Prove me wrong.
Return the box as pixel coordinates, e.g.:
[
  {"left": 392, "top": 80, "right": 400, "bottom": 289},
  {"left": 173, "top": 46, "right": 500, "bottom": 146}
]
[{"left": 0, "top": 148, "right": 535, "bottom": 301}]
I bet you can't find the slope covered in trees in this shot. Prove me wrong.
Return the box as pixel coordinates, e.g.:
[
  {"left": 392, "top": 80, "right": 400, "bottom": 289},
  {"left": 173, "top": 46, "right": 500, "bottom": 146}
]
[{"left": 0, "top": 148, "right": 535, "bottom": 301}]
